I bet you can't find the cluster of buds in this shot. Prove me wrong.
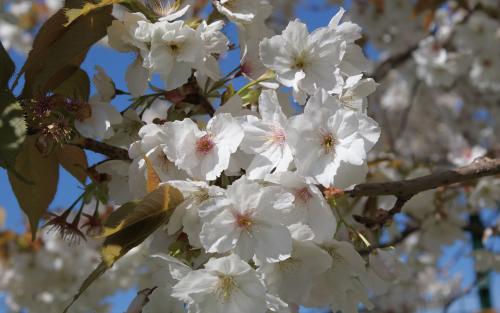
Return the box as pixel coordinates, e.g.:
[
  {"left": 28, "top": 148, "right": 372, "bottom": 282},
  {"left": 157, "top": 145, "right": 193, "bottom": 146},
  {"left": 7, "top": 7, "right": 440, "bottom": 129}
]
[{"left": 23, "top": 94, "right": 93, "bottom": 151}]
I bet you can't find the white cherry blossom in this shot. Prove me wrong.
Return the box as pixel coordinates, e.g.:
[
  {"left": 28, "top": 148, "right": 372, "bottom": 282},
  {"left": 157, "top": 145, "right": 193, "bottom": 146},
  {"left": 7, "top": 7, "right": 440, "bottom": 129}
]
[
  {"left": 199, "top": 176, "right": 293, "bottom": 262},
  {"left": 171, "top": 254, "right": 268, "bottom": 313},
  {"left": 240, "top": 90, "right": 293, "bottom": 179},
  {"left": 286, "top": 90, "right": 379, "bottom": 186},
  {"left": 214, "top": 0, "right": 272, "bottom": 24},
  {"left": 163, "top": 113, "right": 244, "bottom": 181},
  {"left": 258, "top": 225, "right": 332, "bottom": 304},
  {"left": 259, "top": 18, "right": 344, "bottom": 103},
  {"left": 74, "top": 68, "right": 122, "bottom": 140},
  {"left": 107, "top": 12, "right": 152, "bottom": 96},
  {"left": 147, "top": 20, "right": 201, "bottom": 90},
  {"left": 166, "top": 180, "right": 225, "bottom": 248},
  {"left": 265, "top": 171, "right": 337, "bottom": 243}
]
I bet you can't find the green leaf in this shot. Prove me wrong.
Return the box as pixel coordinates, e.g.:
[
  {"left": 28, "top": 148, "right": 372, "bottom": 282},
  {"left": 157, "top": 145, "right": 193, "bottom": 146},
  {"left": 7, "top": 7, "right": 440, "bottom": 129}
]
[
  {"left": 221, "top": 84, "right": 235, "bottom": 104},
  {"left": 63, "top": 184, "right": 184, "bottom": 313},
  {"left": 7, "top": 135, "right": 59, "bottom": 239},
  {"left": 53, "top": 67, "right": 90, "bottom": 101},
  {"left": 56, "top": 144, "right": 88, "bottom": 184},
  {"left": 240, "top": 88, "right": 261, "bottom": 104},
  {"left": 0, "top": 41, "right": 15, "bottom": 88},
  {"left": 0, "top": 89, "right": 27, "bottom": 169},
  {"left": 19, "top": 7, "right": 113, "bottom": 98}
]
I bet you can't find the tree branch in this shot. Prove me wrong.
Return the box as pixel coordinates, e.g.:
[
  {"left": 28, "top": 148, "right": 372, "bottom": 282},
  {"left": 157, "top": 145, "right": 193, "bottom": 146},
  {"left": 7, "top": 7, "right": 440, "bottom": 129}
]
[
  {"left": 443, "top": 271, "right": 491, "bottom": 313},
  {"left": 347, "top": 157, "right": 500, "bottom": 199},
  {"left": 79, "top": 138, "right": 130, "bottom": 160},
  {"left": 349, "top": 157, "right": 500, "bottom": 229},
  {"left": 360, "top": 226, "right": 419, "bottom": 255},
  {"left": 353, "top": 197, "right": 410, "bottom": 229},
  {"left": 369, "top": 43, "right": 419, "bottom": 82}
]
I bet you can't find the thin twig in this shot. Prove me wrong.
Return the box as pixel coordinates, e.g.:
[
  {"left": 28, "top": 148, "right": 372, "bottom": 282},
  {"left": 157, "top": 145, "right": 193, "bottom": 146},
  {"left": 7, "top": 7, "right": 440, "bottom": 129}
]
[
  {"left": 443, "top": 272, "right": 491, "bottom": 313},
  {"left": 369, "top": 43, "right": 419, "bottom": 82},
  {"left": 359, "top": 226, "right": 419, "bottom": 255},
  {"left": 397, "top": 80, "right": 420, "bottom": 137}
]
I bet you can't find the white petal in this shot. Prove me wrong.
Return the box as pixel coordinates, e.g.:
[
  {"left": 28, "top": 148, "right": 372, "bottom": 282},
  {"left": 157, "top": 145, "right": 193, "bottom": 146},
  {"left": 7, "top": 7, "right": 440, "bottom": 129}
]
[
  {"left": 252, "top": 222, "right": 292, "bottom": 262},
  {"left": 126, "top": 56, "right": 149, "bottom": 97}
]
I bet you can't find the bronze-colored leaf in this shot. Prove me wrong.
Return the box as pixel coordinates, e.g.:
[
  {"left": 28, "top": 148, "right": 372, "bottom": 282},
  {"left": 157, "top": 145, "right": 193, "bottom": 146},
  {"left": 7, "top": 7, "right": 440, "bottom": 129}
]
[
  {"left": 99, "top": 184, "right": 183, "bottom": 238},
  {"left": 56, "top": 144, "right": 88, "bottom": 184},
  {"left": 52, "top": 67, "right": 90, "bottom": 101},
  {"left": 0, "top": 89, "right": 27, "bottom": 169},
  {"left": 144, "top": 155, "right": 160, "bottom": 193},
  {"left": 7, "top": 135, "right": 59, "bottom": 240},
  {"left": 0, "top": 41, "right": 15, "bottom": 87},
  {"left": 20, "top": 7, "right": 112, "bottom": 98},
  {"left": 64, "top": 0, "right": 120, "bottom": 26},
  {"left": 64, "top": 0, "right": 157, "bottom": 27},
  {"left": 63, "top": 184, "right": 184, "bottom": 313},
  {"left": 63, "top": 261, "right": 108, "bottom": 313}
]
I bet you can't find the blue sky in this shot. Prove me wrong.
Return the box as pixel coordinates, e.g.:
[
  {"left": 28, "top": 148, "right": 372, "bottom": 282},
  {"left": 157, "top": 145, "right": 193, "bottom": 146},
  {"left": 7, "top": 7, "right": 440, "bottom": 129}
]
[{"left": 0, "top": 0, "right": 498, "bottom": 312}]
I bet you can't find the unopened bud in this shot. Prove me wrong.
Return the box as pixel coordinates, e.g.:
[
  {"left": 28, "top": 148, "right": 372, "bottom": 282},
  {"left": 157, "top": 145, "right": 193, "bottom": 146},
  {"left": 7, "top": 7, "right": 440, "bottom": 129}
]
[{"left": 323, "top": 187, "right": 344, "bottom": 200}]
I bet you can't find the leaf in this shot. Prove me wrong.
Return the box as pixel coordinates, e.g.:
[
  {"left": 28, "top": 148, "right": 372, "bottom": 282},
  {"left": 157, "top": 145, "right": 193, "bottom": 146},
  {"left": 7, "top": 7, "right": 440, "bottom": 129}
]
[
  {"left": 0, "top": 44, "right": 24, "bottom": 169},
  {"left": 98, "top": 201, "right": 138, "bottom": 231},
  {"left": 63, "top": 184, "right": 184, "bottom": 313},
  {"left": 7, "top": 135, "right": 59, "bottom": 239},
  {"left": 56, "top": 144, "right": 88, "bottom": 184},
  {"left": 221, "top": 84, "right": 235, "bottom": 104},
  {"left": 64, "top": 0, "right": 120, "bottom": 26},
  {"left": 99, "top": 184, "right": 183, "bottom": 238},
  {"left": 0, "top": 41, "right": 15, "bottom": 88},
  {"left": 0, "top": 89, "right": 27, "bottom": 169},
  {"left": 63, "top": 261, "right": 108, "bottom": 312},
  {"left": 64, "top": 0, "right": 156, "bottom": 27},
  {"left": 20, "top": 7, "right": 113, "bottom": 98},
  {"left": 144, "top": 155, "right": 160, "bottom": 193},
  {"left": 52, "top": 67, "right": 90, "bottom": 101}
]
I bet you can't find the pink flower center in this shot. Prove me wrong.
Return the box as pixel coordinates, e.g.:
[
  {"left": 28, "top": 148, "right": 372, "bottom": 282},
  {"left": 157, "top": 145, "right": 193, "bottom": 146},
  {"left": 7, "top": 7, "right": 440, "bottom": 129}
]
[
  {"left": 196, "top": 134, "right": 215, "bottom": 155},
  {"left": 270, "top": 127, "right": 286, "bottom": 145},
  {"left": 234, "top": 212, "right": 253, "bottom": 230},
  {"left": 294, "top": 187, "right": 313, "bottom": 203}
]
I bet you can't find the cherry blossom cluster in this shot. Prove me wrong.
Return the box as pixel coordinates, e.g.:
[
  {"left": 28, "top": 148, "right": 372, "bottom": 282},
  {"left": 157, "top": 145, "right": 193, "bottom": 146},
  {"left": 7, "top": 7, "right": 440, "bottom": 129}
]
[{"left": 73, "top": 3, "right": 387, "bottom": 312}]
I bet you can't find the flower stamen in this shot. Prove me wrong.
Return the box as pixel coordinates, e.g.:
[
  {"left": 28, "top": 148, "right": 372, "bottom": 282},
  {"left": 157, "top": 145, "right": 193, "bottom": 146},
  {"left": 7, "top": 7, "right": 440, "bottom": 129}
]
[
  {"left": 269, "top": 126, "right": 286, "bottom": 145},
  {"left": 234, "top": 212, "right": 253, "bottom": 230},
  {"left": 216, "top": 274, "right": 238, "bottom": 302},
  {"left": 321, "top": 132, "right": 337, "bottom": 155},
  {"left": 196, "top": 134, "right": 215, "bottom": 155},
  {"left": 294, "top": 187, "right": 313, "bottom": 203}
]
